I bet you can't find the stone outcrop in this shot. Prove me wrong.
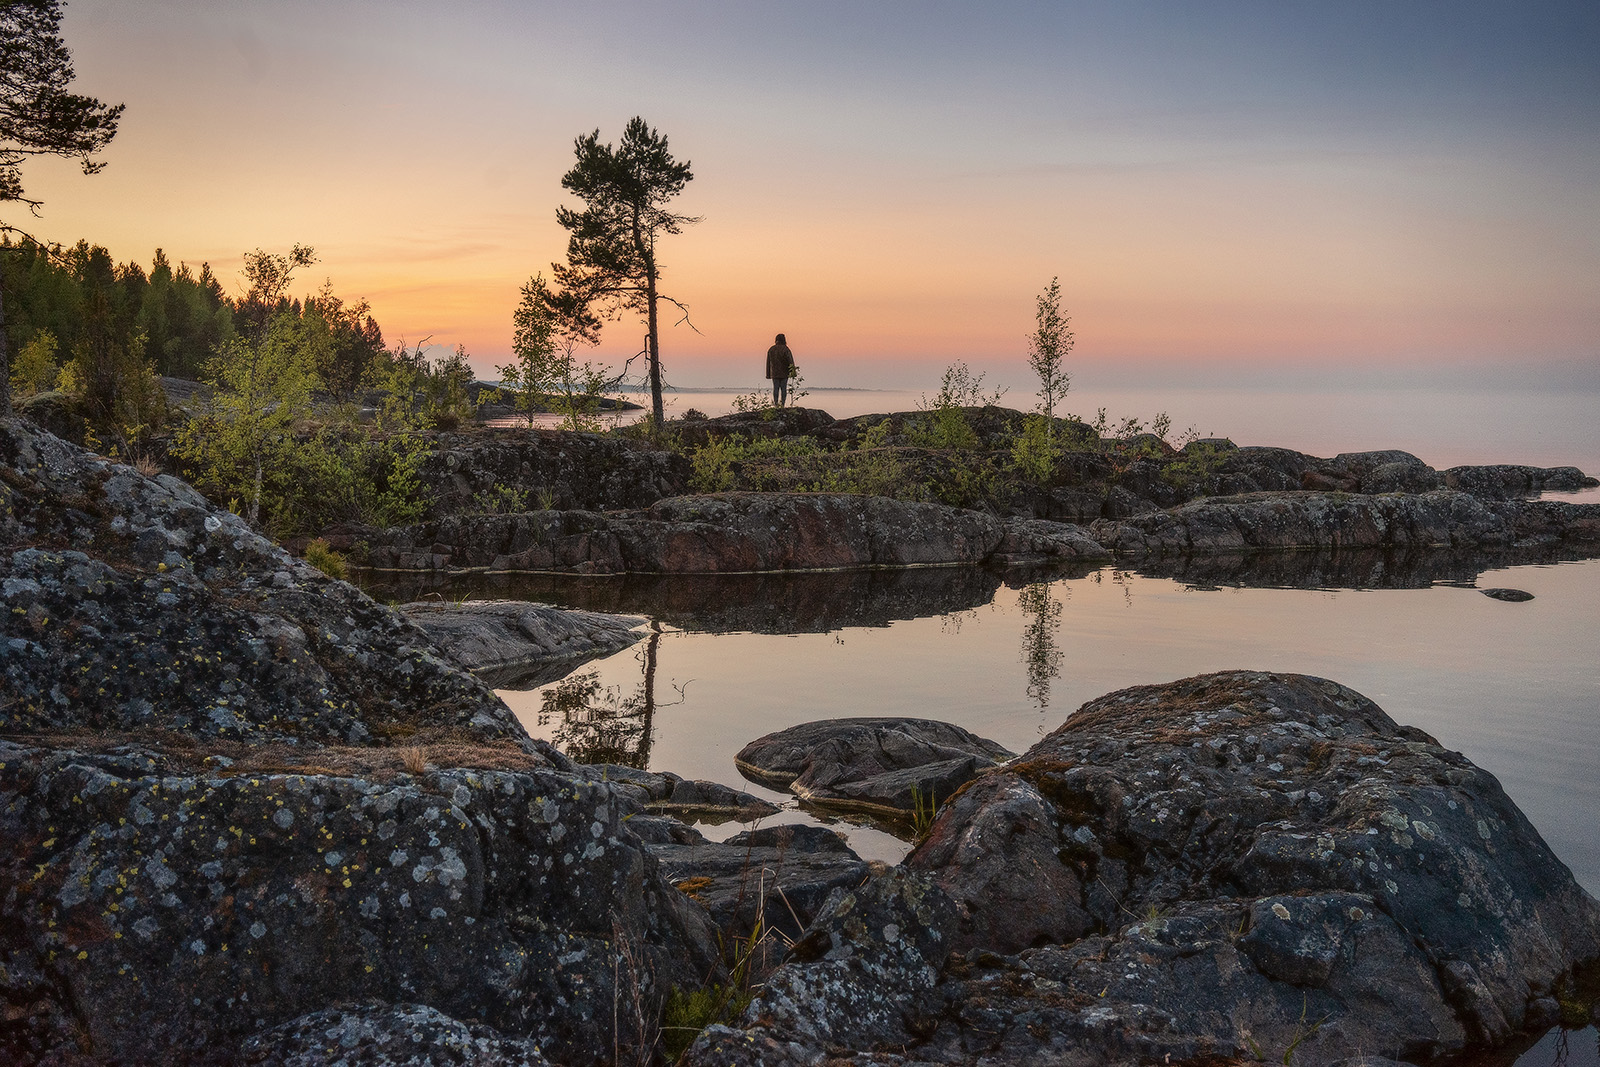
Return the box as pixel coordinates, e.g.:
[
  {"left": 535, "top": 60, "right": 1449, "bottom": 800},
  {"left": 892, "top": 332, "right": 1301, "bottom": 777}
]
[
  {"left": 1090, "top": 489, "right": 1600, "bottom": 557},
  {"left": 0, "top": 419, "right": 726, "bottom": 1065},
  {"left": 566, "top": 763, "right": 781, "bottom": 823},
  {"left": 737, "top": 718, "right": 1015, "bottom": 819},
  {"left": 358, "top": 492, "right": 1007, "bottom": 574},
  {"left": 0, "top": 418, "right": 522, "bottom": 746},
  {"left": 400, "top": 600, "right": 645, "bottom": 689},
  {"left": 419, "top": 427, "right": 690, "bottom": 514},
  {"left": 688, "top": 672, "right": 1600, "bottom": 1066},
  {"left": 0, "top": 740, "right": 719, "bottom": 1066},
  {"left": 642, "top": 821, "right": 871, "bottom": 948}
]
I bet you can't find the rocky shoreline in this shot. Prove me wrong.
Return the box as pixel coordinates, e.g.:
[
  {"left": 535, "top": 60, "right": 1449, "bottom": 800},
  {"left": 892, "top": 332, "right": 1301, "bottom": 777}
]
[{"left": 4, "top": 414, "right": 1599, "bottom": 1065}]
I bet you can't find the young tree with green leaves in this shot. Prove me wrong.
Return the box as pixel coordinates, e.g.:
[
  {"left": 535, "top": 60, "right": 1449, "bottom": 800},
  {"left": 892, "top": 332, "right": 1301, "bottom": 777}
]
[
  {"left": 0, "top": 0, "right": 124, "bottom": 414},
  {"left": 550, "top": 117, "right": 698, "bottom": 429},
  {"left": 1028, "top": 277, "right": 1073, "bottom": 425},
  {"left": 173, "top": 246, "right": 317, "bottom": 526},
  {"left": 500, "top": 273, "right": 559, "bottom": 427}
]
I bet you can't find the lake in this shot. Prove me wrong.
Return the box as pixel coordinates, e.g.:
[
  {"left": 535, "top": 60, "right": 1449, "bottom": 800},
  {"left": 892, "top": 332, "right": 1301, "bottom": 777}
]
[{"left": 364, "top": 553, "right": 1600, "bottom": 902}]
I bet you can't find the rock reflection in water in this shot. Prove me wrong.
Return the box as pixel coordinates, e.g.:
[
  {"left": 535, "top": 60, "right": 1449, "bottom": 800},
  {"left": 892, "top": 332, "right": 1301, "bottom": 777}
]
[
  {"left": 357, "top": 565, "right": 1011, "bottom": 634},
  {"left": 1124, "top": 543, "right": 1598, "bottom": 591}
]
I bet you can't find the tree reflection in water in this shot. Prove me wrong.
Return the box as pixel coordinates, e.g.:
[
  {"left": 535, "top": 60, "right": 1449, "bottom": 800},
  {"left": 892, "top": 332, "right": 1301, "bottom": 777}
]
[
  {"left": 540, "top": 621, "right": 665, "bottom": 768},
  {"left": 1017, "top": 582, "right": 1064, "bottom": 712}
]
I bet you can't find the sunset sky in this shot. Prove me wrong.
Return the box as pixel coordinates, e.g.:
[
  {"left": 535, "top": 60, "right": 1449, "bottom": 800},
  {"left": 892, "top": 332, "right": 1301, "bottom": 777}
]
[{"left": 20, "top": 0, "right": 1600, "bottom": 392}]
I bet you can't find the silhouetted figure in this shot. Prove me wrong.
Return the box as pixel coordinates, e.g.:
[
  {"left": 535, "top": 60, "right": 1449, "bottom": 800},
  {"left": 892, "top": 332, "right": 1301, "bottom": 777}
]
[{"left": 766, "top": 333, "right": 796, "bottom": 407}]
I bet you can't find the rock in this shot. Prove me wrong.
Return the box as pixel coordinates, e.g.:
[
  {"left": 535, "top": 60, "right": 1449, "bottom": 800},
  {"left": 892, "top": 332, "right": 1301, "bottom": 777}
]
[
  {"left": 238, "top": 1003, "right": 554, "bottom": 1065},
  {"left": 0, "top": 741, "right": 720, "bottom": 1067},
  {"left": 418, "top": 427, "right": 690, "bottom": 513},
  {"left": 681, "top": 868, "right": 961, "bottom": 1066},
  {"left": 698, "top": 672, "right": 1600, "bottom": 1065},
  {"left": 400, "top": 599, "right": 645, "bottom": 689},
  {"left": 653, "top": 775, "right": 783, "bottom": 823},
  {"left": 991, "top": 517, "right": 1113, "bottom": 565},
  {"left": 360, "top": 493, "right": 1007, "bottom": 575},
  {"left": 649, "top": 823, "right": 871, "bottom": 947},
  {"left": 1445, "top": 464, "right": 1600, "bottom": 500},
  {"left": 0, "top": 417, "right": 523, "bottom": 746},
  {"left": 1090, "top": 490, "right": 1516, "bottom": 556},
  {"left": 736, "top": 718, "right": 1014, "bottom": 820},
  {"left": 1480, "top": 587, "right": 1535, "bottom": 602}
]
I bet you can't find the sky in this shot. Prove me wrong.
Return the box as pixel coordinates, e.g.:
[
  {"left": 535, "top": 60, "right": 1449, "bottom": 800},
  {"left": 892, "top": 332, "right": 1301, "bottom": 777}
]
[{"left": 18, "top": 0, "right": 1600, "bottom": 392}]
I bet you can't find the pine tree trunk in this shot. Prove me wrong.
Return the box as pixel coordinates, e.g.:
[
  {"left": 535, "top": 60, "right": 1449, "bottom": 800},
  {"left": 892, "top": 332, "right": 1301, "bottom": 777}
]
[
  {"left": 0, "top": 278, "right": 11, "bottom": 417},
  {"left": 646, "top": 277, "right": 663, "bottom": 429}
]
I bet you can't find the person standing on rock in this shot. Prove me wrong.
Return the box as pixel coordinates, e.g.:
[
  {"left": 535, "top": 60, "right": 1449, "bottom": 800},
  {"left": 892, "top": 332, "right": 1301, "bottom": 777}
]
[{"left": 766, "top": 333, "right": 796, "bottom": 408}]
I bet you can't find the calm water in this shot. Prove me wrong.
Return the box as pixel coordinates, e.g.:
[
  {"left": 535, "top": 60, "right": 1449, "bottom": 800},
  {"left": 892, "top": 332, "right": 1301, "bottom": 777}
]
[
  {"left": 360, "top": 553, "right": 1600, "bottom": 1064},
  {"left": 362, "top": 555, "right": 1600, "bottom": 895}
]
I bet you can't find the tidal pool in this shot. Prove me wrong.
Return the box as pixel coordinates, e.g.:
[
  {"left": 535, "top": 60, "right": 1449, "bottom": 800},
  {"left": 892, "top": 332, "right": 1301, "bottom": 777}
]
[
  {"left": 361, "top": 551, "right": 1600, "bottom": 1065},
  {"left": 368, "top": 552, "right": 1600, "bottom": 896}
]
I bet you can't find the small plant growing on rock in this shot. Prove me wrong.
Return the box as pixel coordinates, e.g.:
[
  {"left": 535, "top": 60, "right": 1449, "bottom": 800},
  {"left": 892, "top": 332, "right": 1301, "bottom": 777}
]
[
  {"left": 303, "top": 537, "right": 347, "bottom": 579},
  {"left": 472, "top": 483, "right": 532, "bottom": 514}
]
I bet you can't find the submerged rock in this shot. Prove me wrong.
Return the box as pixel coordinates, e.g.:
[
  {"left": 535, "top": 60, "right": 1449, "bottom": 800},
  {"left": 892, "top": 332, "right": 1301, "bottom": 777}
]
[
  {"left": 692, "top": 672, "right": 1600, "bottom": 1066},
  {"left": 401, "top": 599, "right": 645, "bottom": 689},
  {"left": 736, "top": 718, "right": 1014, "bottom": 820},
  {"left": 1480, "top": 587, "right": 1535, "bottom": 602}
]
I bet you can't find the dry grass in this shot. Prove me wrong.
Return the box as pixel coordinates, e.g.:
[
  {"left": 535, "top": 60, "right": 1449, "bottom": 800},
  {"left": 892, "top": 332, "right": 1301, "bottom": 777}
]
[{"left": 0, "top": 730, "right": 550, "bottom": 781}]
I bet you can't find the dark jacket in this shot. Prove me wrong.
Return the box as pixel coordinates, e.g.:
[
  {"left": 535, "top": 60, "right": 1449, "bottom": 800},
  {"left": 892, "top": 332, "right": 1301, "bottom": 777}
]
[{"left": 766, "top": 343, "right": 794, "bottom": 380}]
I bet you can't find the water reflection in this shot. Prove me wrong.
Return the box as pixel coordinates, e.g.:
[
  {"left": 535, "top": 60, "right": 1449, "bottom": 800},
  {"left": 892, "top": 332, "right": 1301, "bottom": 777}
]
[
  {"left": 360, "top": 564, "right": 1012, "bottom": 634},
  {"left": 1017, "top": 582, "right": 1064, "bottom": 711},
  {"left": 538, "top": 621, "right": 670, "bottom": 767}
]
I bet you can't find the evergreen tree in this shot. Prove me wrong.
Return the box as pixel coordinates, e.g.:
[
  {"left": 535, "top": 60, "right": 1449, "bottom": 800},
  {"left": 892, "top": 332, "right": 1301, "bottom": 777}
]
[
  {"left": 549, "top": 117, "right": 697, "bottom": 429},
  {"left": 1, "top": 0, "right": 124, "bottom": 413}
]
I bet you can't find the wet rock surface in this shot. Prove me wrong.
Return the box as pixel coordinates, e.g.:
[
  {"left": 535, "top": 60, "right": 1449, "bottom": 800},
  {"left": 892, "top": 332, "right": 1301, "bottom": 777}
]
[
  {"left": 736, "top": 718, "right": 1015, "bottom": 819},
  {"left": 691, "top": 672, "right": 1600, "bottom": 1066},
  {"left": 400, "top": 600, "right": 645, "bottom": 689},
  {"left": 1481, "top": 587, "right": 1536, "bottom": 602}
]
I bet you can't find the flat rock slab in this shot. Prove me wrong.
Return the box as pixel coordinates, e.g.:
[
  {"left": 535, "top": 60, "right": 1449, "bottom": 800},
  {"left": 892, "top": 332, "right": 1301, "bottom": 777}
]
[
  {"left": 566, "top": 763, "right": 781, "bottom": 823},
  {"left": 1480, "top": 587, "right": 1535, "bottom": 602},
  {"left": 401, "top": 600, "right": 645, "bottom": 688},
  {"left": 646, "top": 822, "right": 872, "bottom": 948},
  {"left": 736, "top": 717, "right": 1014, "bottom": 820}
]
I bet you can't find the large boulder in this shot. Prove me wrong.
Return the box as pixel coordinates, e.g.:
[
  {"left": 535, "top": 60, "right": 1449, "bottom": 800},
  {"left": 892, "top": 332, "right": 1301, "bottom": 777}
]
[
  {"left": 736, "top": 718, "right": 1014, "bottom": 820},
  {"left": 0, "top": 741, "right": 718, "bottom": 1066},
  {"left": 690, "top": 672, "right": 1600, "bottom": 1065},
  {"left": 0, "top": 418, "right": 521, "bottom": 745},
  {"left": 0, "top": 419, "right": 723, "bottom": 1064}
]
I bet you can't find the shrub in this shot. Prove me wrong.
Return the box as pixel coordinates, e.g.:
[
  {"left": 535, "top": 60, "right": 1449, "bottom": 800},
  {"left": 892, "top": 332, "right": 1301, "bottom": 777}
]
[{"left": 304, "top": 537, "right": 347, "bottom": 579}]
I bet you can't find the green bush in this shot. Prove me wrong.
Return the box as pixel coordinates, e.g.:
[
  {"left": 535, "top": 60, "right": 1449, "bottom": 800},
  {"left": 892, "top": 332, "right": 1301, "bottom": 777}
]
[{"left": 303, "top": 537, "right": 347, "bottom": 579}]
